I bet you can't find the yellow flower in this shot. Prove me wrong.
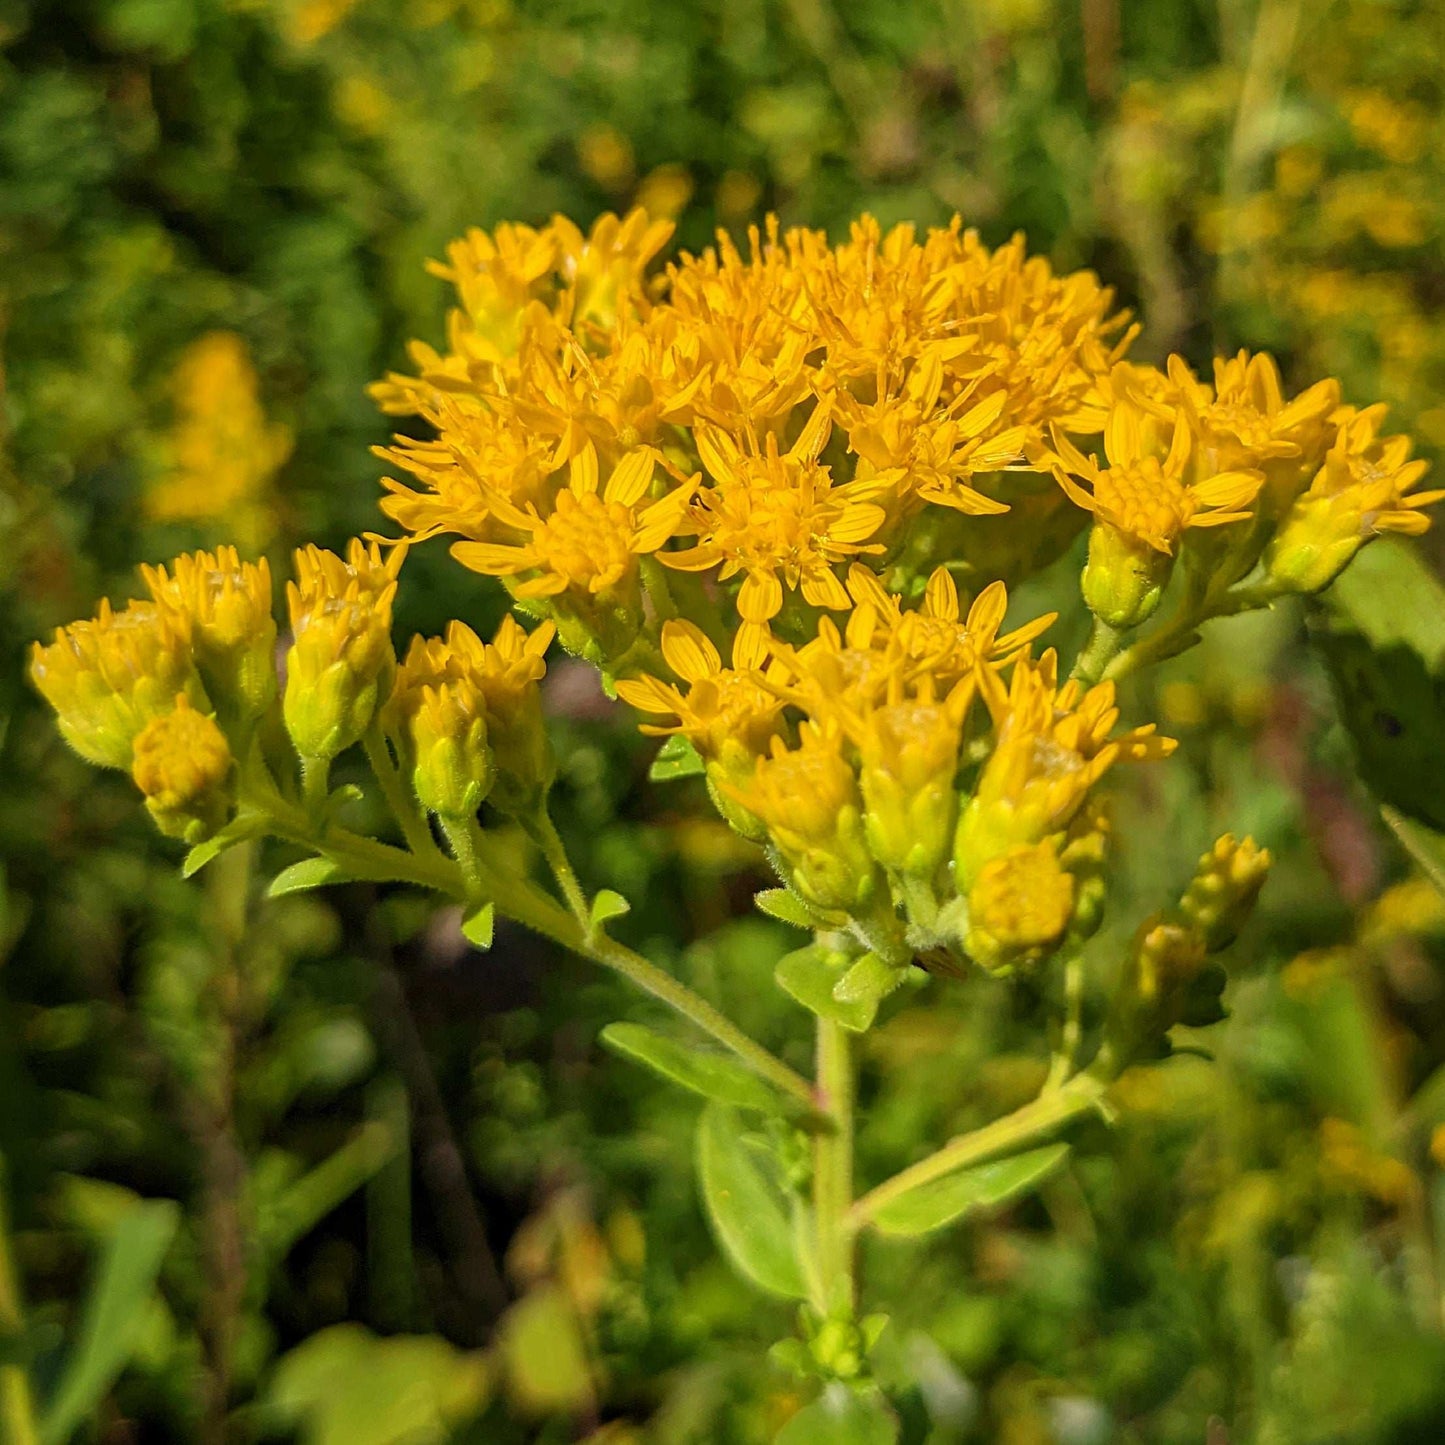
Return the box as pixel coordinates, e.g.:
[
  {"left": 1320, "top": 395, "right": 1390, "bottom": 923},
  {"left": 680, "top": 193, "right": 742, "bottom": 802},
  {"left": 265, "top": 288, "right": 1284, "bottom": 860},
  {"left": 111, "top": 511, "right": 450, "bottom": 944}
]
[
  {"left": 146, "top": 332, "right": 291, "bottom": 552},
  {"left": 954, "top": 649, "right": 1173, "bottom": 886},
  {"left": 661, "top": 406, "right": 886, "bottom": 665},
  {"left": 829, "top": 352, "right": 1025, "bottom": 520},
  {"left": 142, "top": 546, "right": 276, "bottom": 720},
  {"left": 1051, "top": 402, "right": 1263, "bottom": 627},
  {"left": 30, "top": 600, "right": 207, "bottom": 769},
  {"left": 451, "top": 445, "right": 690, "bottom": 603},
  {"left": 725, "top": 724, "right": 879, "bottom": 913},
  {"left": 615, "top": 620, "right": 784, "bottom": 765},
  {"left": 130, "top": 695, "right": 234, "bottom": 842},
  {"left": 284, "top": 539, "right": 406, "bottom": 762},
  {"left": 964, "top": 840, "right": 1076, "bottom": 975},
  {"left": 552, "top": 208, "right": 675, "bottom": 335},
  {"left": 1266, "top": 404, "right": 1443, "bottom": 593}
]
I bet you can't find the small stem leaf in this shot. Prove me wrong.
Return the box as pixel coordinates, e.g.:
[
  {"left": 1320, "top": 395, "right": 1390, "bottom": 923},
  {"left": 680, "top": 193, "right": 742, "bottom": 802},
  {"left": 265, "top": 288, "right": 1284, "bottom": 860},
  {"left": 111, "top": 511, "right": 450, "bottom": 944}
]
[
  {"left": 1382, "top": 806, "right": 1445, "bottom": 899},
  {"left": 181, "top": 816, "right": 262, "bottom": 878},
  {"left": 601, "top": 1023, "right": 781, "bottom": 1112},
  {"left": 589, "top": 889, "right": 631, "bottom": 928},
  {"left": 38, "top": 1201, "right": 178, "bottom": 1445},
  {"left": 268, "top": 857, "right": 350, "bottom": 898},
  {"left": 755, "top": 889, "right": 820, "bottom": 929},
  {"left": 775, "top": 1383, "right": 899, "bottom": 1445},
  {"left": 461, "top": 903, "right": 496, "bottom": 950},
  {"left": 648, "top": 735, "right": 706, "bottom": 782},
  {"left": 696, "top": 1103, "right": 807, "bottom": 1299},
  {"left": 870, "top": 1142, "right": 1071, "bottom": 1238},
  {"left": 833, "top": 953, "right": 906, "bottom": 1010},
  {"left": 775, "top": 946, "right": 878, "bottom": 1032}
]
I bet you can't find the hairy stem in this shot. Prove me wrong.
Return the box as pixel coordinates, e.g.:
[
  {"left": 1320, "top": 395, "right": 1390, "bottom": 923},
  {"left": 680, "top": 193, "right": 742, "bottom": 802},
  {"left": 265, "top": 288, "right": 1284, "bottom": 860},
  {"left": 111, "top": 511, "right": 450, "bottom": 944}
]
[
  {"left": 363, "top": 726, "right": 441, "bottom": 862},
  {"left": 527, "top": 806, "right": 591, "bottom": 928},
  {"left": 1071, "top": 617, "right": 1123, "bottom": 686},
  {"left": 813, "top": 1019, "right": 856, "bottom": 1316}
]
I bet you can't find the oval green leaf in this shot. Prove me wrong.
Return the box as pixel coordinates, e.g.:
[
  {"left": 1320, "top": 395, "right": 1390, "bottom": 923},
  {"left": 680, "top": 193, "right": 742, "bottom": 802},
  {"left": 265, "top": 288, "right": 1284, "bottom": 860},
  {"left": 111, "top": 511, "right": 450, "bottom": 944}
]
[
  {"left": 695, "top": 1102, "right": 806, "bottom": 1299},
  {"left": 461, "top": 903, "right": 495, "bottom": 950},
  {"left": 775, "top": 1383, "right": 899, "bottom": 1445},
  {"left": 601, "top": 1022, "right": 780, "bottom": 1113},
  {"left": 269, "top": 857, "right": 349, "bottom": 899},
  {"left": 775, "top": 946, "right": 878, "bottom": 1033},
  {"left": 648, "top": 735, "right": 706, "bottom": 781},
  {"left": 870, "top": 1142, "right": 1070, "bottom": 1238}
]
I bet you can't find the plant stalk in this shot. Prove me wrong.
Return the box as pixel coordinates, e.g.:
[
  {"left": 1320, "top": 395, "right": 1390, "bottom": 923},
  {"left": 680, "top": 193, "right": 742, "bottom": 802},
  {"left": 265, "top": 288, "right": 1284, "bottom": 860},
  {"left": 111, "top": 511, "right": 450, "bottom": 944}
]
[
  {"left": 813, "top": 1018, "right": 856, "bottom": 1316},
  {"left": 0, "top": 1168, "right": 39, "bottom": 1445}
]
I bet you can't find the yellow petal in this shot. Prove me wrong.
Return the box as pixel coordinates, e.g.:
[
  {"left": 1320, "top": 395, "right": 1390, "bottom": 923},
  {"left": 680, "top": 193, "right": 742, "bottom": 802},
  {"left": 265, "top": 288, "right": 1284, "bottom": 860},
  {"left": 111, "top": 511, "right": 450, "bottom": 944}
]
[
  {"left": 737, "top": 569, "right": 784, "bottom": 622},
  {"left": 661, "top": 619, "right": 721, "bottom": 683}
]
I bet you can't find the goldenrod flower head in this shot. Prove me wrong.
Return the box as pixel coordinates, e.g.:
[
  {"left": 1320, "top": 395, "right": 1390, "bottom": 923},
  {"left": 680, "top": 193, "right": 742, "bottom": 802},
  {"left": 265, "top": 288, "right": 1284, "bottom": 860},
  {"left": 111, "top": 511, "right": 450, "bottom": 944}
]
[
  {"left": 1179, "top": 833, "right": 1272, "bottom": 951},
  {"left": 954, "top": 649, "right": 1174, "bottom": 885},
  {"left": 553, "top": 208, "right": 675, "bottom": 334},
  {"left": 965, "top": 840, "right": 1076, "bottom": 975},
  {"left": 142, "top": 547, "right": 277, "bottom": 720},
  {"left": 1265, "top": 405, "right": 1443, "bottom": 593},
  {"left": 451, "top": 445, "right": 688, "bottom": 617},
  {"left": 726, "top": 724, "right": 879, "bottom": 913},
  {"left": 30, "top": 600, "right": 207, "bottom": 769},
  {"left": 283, "top": 538, "right": 405, "bottom": 761},
  {"left": 130, "top": 695, "right": 234, "bottom": 842},
  {"left": 433, "top": 615, "right": 557, "bottom": 815},
  {"left": 1052, "top": 404, "right": 1263, "bottom": 627},
  {"left": 615, "top": 620, "right": 784, "bottom": 766},
  {"left": 663, "top": 407, "right": 886, "bottom": 665},
  {"left": 1132, "top": 919, "right": 1209, "bottom": 1015}
]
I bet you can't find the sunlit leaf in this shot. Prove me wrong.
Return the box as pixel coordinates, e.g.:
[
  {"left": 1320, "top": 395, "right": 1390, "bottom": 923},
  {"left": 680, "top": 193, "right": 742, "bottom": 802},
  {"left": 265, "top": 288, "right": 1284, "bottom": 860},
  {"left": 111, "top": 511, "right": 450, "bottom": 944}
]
[
  {"left": 775, "top": 1383, "right": 899, "bottom": 1445},
  {"left": 775, "top": 945, "right": 878, "bottom": 1032},
  {"left": 601, "top": 1022, "right": 780, "bottom": 1112},
  {"left": 648, "top": 734, "right": 706, "bottom": 781},
  {"left": 869, "top": 1143, "right": 1070, "bottom": 1238},
  {"left": 461, "top": 902, "right": 495, "bottom": 949},
  {"left": 268, "top": 857, "right": 349, "bottom": 899},
  {"left": 695, "top": 1103, "right": 806, "bottom": 1299}
]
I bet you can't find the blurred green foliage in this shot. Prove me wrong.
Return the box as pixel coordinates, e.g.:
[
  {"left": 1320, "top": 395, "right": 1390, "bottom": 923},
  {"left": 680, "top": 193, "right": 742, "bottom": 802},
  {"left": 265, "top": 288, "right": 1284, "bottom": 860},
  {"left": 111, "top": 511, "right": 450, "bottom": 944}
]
[{"left": 5, "top": 0, "right": 1445, "bottom": 1439}]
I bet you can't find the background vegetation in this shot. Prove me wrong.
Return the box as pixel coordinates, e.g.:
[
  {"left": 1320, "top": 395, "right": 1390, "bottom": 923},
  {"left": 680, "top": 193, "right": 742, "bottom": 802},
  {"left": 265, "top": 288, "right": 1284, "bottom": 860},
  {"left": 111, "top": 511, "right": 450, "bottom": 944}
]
[{"left": 5, "top": 0, "right": 1445, "bottom": 1439}]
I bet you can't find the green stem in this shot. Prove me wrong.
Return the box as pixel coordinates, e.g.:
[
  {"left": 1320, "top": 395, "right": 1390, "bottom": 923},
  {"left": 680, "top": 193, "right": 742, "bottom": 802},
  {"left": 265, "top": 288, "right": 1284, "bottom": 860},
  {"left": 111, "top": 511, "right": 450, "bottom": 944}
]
[
  {"left": 849, "top": 1070, "right": 1108, "bottom": 1230},
  {"left": 362, "top": 727, "right": 440, "bottom": 862},
  {"left": 1071, "top": 617, "right": 1123, "bottom": 686},
  {"left": 0, "top": 1168, "right": 40, "bottom": 1445},
  {"left": 526, "top": 807, "right": 590, "bottom": 928},
  {"left": 1045, "top": 953, "right": 1085, "bottom": 1092},
  {"left": 300, "top": 755, "right": 330, "bottom": 817},
  {"left": 813, "top": 1019, "right": 855, "bottom": 1316},
  {"left": 243, "top": 781, "right": 814, "bottom": 1108}
]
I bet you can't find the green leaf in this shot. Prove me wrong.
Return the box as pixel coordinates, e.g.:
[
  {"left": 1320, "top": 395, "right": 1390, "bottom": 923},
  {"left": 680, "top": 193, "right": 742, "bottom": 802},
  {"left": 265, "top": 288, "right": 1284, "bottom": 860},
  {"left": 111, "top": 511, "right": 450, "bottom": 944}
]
[
  {"left": 253, "top": 1123, "right": 397, "bottom": 1266},
  {"left": 499, "top": 1285, "right": 593, "bottom": 1415},
  {"left": 833, "top": 953, "right": 906, "bottom": 1011},
  {"left": 870, "top": 1143, "right": 1071, "bottom": 1238},
  {"left": 1312, "top": 540, "right": 1445, "bottom": 829},
  {"left": 754, "top": 889, "right": 817, "bottom": 929},
  {"left": 775, "top": 1384, "right": 899, "bottom": 1445},
  {"left": 269, "top": 857, "right": 349, "bottom": 899},
  {"left": 695, "top": 1103, "right": 806, "bottom": 1299},
  {"left": 775, "top": 946, "right": 878, "bottom": 1032},
  {"left": 601, "top": 1022, "right": 780, "bottom": 1112},
  {"left": 269, "top": 1324, "right": 492, "bottom": 1445},
  {"left": 590, "top": 889, "right": 631, "bottom": 927},
  {"left": 181, "top": 815, "right": 262, "bottom": 877},
  {"left": 461, "top": 903, "right": 495, "bottom": 950},
  {"left": 1383, "top": 806, "right": 1445, "bottom": 899},
  {"left": 39, "top": 1200, "right": 179, "bottom": 1445},
  {"left": 649, "top": 734, "right": 706, "bottom": 781}
]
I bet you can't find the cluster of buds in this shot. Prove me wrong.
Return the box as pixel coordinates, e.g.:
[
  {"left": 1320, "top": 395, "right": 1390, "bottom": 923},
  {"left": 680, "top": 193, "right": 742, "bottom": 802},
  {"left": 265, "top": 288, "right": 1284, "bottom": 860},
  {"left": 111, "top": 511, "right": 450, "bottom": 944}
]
[
  {"left": 30, "top": 541, "right": 556, "bottom": 848},
  {"left": 1107, "top": 834, "right": 1273, "bottom": 1063},
  {"left": 621, "top": 561, "right": 1172, "bottom": 1010},
  {"left": 381, "top": 616, "right": 556, "bottom": 823}
]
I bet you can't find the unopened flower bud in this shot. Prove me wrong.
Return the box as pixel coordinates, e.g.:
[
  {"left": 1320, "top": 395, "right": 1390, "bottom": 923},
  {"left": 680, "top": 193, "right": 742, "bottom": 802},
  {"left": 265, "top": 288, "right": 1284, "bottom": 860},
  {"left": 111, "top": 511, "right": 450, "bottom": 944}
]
[
  {"left": 1179, "top": 833, "right": 1271, "bottom": 951},
  {"left": 729, "top": 727, "right": 879, "bottom": 915},
  {"left": 143, "top": 547, "right": 277, "bottom": 721},
  {"left": 1081, "top": 522, "right": 1173, "bottom": 630},
  {"left": 965, "top": 840, "right": 1075, "bottom": 975},
  {"left": 30, "top": 601, "right": 208, "bottom": 769},
  {"left": 130, "top": 696, "right": 234, "bottom": 842},
  {"left": 283, "top": 540, "right": 404, "bottom": 762},
  {"left": 858, "top": 700, "right": 962, "bottom": 878},
  {"left": 409, "top": 682, "right": 494, "bottom": 819}
]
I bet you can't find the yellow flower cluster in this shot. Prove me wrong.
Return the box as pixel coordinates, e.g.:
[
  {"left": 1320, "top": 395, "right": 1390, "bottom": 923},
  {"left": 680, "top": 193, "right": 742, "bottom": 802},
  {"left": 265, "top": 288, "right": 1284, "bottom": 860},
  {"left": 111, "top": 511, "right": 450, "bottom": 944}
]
[
  {"left": 30, "top": 542, "right": 556, "bottom": 844},
  {"left": 376, "top": 209, "right": 1439, "bottom": 675}
]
